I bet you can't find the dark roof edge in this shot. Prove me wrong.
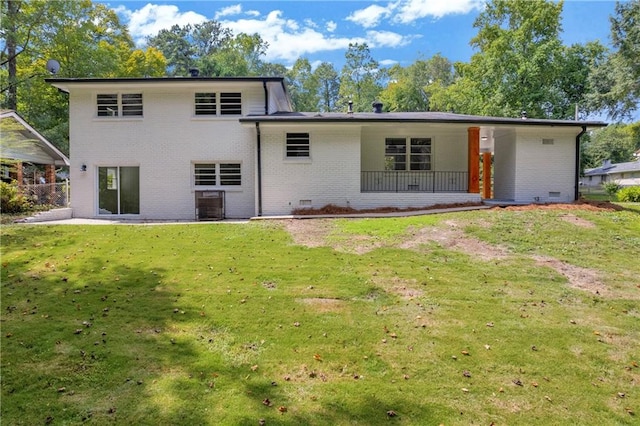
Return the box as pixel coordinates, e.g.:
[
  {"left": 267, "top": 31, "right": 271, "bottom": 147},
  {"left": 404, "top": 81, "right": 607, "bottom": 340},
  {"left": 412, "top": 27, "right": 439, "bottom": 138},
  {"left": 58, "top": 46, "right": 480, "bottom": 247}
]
[
  {"left": 45, "top": 76, "right": 285, "bottom": 84},
  {"left": 239, "top": 114, "right": 608, "bottom": 128},
  {"left": 45, "top": 76, "right": 286, "bottom": 93}
]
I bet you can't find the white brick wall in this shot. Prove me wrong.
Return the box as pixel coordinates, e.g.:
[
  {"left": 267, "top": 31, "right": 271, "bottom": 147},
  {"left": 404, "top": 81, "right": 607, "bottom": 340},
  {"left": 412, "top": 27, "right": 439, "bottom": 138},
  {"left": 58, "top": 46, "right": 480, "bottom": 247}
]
[
  {"left": 259, "top": 123, "right": 480, "bottom": 216},
  {"left": 69, "top": 84, "right": 260, "bottom": 219},
  {"left": 514, "top": 128, "right": 578, "bottom": 203}
]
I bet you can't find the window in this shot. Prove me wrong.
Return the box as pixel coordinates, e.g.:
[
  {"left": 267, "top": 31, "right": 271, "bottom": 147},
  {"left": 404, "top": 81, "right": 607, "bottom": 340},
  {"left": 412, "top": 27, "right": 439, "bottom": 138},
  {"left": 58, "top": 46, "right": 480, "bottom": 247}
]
[
  {"left": 97, "top": 94, "right": 143, "bottom": 117},
  {"left": 286, "top": 133, "right": 310, "bottom": 158},
  {"left": 385, "top": 138, "right": 407, "bottom": 170},
  {"left": 194, "top": 163, "right": 241, "bottom": 186},
  {"left": 410, "top": 138, "right": 432, "bottom": 170},
  {"left": 194, "top": 164, "right": 217, "bottom": 185},
  {"left": 193, "top": 92, "right": 241, "bottom": 115},
  {"left": 219, "top": 92, "right": 242, "bottom": 115},
  {"left": 195, "top": 93, "right": 217, "bottom": 115},
  {"left": 385, "top": 137, "right": 431, "bottom": 171},
  {"left": 98, "top": 167, "right": 139, "bottom": 214}
]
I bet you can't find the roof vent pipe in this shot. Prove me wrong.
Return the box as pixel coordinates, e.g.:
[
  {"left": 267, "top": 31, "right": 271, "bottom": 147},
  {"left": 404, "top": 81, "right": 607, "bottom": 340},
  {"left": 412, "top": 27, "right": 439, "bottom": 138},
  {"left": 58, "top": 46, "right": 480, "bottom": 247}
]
[
  {"left": 372, "top": 101, "right": 383, "bottom": 113},
  {"left": 189, "top": 68, "right": 200, "bottom": 77},
  {"left": 521, "top": 110, "right": 527, "bottom": 119},
  {"left": 347, "top": 100, "right": 353, "bottom": 114}
]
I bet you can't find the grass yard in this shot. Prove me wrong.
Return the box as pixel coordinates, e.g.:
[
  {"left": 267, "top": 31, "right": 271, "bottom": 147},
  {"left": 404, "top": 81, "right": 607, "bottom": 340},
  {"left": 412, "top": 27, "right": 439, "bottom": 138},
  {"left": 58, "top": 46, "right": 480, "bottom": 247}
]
[{"left": 1, "top": 205, "right": 639, "bottom": 425}]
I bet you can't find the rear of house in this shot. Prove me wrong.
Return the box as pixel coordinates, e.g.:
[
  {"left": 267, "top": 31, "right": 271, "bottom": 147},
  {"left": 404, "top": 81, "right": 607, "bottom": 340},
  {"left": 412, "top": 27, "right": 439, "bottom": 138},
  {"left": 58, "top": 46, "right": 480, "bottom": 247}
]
[{"left": 48, "top": 77, "right": 606, "bottom": 220}]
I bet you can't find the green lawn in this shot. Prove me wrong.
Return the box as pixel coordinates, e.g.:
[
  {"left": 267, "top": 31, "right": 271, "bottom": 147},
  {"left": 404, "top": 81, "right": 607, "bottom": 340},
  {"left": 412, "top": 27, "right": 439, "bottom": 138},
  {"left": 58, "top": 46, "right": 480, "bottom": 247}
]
[{"left": 2, "top": 206, "right": 639, "bottom": 425}]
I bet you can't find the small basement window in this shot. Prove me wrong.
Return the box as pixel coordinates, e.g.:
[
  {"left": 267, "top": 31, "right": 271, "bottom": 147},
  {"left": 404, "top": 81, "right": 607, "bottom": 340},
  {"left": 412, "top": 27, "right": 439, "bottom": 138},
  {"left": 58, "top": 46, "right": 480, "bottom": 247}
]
[{"left": 97, "top": 93, "right": 143, "bottom": 117}]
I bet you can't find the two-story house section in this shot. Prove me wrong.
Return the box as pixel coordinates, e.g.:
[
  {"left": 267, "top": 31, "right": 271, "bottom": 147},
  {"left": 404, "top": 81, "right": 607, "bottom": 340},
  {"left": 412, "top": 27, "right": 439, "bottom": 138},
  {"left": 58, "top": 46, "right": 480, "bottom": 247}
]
[
  {"left": 48, "top": 76, "right": 607, "bottom": 220},
  {"left": 47, "top": 77, "right": 291, "bottom": 220}
]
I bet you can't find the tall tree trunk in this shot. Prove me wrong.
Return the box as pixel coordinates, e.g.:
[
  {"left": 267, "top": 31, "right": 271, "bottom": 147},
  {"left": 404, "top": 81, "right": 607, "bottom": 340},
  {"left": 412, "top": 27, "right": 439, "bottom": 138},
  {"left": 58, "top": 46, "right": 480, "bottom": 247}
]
[{"left": 6, "top": 0, "right": 18, "bottom": 110}]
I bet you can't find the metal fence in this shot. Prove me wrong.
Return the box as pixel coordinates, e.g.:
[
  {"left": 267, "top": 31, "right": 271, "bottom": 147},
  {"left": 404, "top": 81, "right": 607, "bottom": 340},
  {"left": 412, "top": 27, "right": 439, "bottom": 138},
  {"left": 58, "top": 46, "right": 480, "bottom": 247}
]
[
  {"left": 20, "top": 180, "right": 70, "bottom": 207},
  {"left": 361, "top": 171, "right": 468, "bottom": 193}
]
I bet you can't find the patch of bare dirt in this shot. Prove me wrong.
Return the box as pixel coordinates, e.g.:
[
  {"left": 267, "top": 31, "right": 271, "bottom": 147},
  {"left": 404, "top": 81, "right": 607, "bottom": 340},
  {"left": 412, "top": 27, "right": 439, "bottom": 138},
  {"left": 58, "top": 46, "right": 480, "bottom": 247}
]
[
  {"left": 399, "top": 220, "right": 510, "bottom": 261},
  {"left": 291, "top": 202, "right": 483, "bottom": 216},
  {"left": 370, "top": 276, "right": 424, "bottom": 300},
  {"left": 559, "top": 213, "right": 596, "bottom": 228},
  {"left": 297, "top": 298, "right": 346, "bottom": 313},
  {"left": 501, "top": 199, "right": 623, "bottom": 212},
  {"left": 284, "top": 219, "right": 334, "bottom": 248},
  {"left": 532, "top": 255, "right": 606, "bottom": 296}
]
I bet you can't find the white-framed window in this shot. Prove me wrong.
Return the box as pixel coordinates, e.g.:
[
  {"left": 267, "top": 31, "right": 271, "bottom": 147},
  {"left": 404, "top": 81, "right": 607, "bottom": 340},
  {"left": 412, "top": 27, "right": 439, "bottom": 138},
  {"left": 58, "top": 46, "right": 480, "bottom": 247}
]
[
  {"left": 195, "top": 93, "right": 217, "bottom": 115},
  {"left": 286, "top": 133, "right": 310, "bottom": 158},
  {"left": 194, "top": 92, "right": 242, "bottom": 116},
  {"left": 97, "top": 93, "right": 143, "bottom": 117},
  {"left": 385, "top": 137, "right": 431, "bottom": 171},
  {"left": 194, "top": 163, "right": 241, "bottom": 186},
  {"left": 98, "top": 166, "right": 140, "bottom": 214}
]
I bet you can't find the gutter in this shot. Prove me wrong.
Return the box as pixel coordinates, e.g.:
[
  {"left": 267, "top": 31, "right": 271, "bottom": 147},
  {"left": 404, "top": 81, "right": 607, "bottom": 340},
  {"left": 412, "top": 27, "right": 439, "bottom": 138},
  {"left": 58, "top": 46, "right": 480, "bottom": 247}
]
[
  {"left": 575, "top": 125, "right": 587, "bottom": 201},
  {"left": 256, "top": 122, "right": 262, "bottom": 216}
]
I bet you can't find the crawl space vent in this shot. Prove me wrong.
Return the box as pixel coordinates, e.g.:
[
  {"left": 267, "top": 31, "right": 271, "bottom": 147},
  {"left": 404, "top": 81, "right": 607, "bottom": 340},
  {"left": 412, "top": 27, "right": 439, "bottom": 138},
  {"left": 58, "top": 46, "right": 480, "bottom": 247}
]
[{"left": 542, "top": 138, "right": 555, "bottom": 145}]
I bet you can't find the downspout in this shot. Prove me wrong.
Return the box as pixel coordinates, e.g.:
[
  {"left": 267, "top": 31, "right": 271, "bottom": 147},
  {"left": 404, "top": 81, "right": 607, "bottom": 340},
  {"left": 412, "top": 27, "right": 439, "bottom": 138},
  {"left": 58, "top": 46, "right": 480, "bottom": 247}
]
[
  {"left": 575, "top": 125, "right": 587, "bottom": 201},
  {"left": 255, "top": 80, "right": 269, "bottom": 217},
  {"left": 256, "top": 122, "right": 263, "bottom": 216}
]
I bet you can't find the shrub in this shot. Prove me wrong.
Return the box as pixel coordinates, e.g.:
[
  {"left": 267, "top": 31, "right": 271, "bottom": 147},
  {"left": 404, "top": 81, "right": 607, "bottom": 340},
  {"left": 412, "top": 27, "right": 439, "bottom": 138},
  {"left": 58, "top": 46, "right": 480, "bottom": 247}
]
[
  {"left": 602, "top": 181, "right": 622, "bottom": 197},
  {"left": 0, "top": 181, "right": 31, "bottom": 213},
  {"left": 616, "top": 186, "right": 640, "bottom": 202}
]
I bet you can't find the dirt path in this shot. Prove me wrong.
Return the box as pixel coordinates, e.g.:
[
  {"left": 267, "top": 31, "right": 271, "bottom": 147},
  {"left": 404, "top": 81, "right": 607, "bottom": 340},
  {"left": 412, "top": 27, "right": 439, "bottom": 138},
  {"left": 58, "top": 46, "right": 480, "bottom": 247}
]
[{"left": 283, "top": 214, "right": 607, "bottom": 297}]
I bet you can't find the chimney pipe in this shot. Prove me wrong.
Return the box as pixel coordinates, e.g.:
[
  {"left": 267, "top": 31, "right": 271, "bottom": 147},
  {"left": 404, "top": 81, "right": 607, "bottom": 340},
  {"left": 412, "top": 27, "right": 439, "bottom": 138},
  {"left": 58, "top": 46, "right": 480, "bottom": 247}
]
[
  {"left": 372, "top": 101, "right": 383, "bottom": 113},
  {"left": 189, "top": 68, "right": 200, "bottom": 77},
  {"left": 347, "top": 100, "right": 353, "bottom": 114}
]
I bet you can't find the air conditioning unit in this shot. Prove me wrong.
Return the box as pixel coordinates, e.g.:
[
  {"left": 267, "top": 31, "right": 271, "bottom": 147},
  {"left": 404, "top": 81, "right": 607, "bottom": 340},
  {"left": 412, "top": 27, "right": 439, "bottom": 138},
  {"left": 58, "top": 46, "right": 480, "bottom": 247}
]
[{"left": 195, "top": 191, "right": 224, "bottom": 221}]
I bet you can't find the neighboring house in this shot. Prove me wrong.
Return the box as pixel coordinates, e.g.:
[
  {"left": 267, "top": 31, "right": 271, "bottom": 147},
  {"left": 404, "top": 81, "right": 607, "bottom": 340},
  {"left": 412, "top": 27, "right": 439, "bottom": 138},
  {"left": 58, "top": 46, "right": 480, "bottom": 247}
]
[
  {"left": 582, "top": 159, "right": 640, "bottom": 187},
  {"left": 46, "top": 77, "right": 606, "bottom": 220},
  {"left": 0, "top": 110, "right": 70, "bottom": 183}
]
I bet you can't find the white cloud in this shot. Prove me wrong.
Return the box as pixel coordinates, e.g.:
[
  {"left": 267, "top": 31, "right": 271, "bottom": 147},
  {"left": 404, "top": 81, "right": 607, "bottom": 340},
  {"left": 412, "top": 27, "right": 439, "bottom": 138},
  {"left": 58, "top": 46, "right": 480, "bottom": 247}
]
[
  {"left": 393, "top": 0, "right": 483, "bottom": 23},
  {"left": 326, "top": 21, "right": 337, "bottom": 32},
  {"left": 379, "top": 59, "right": 399, "bottom": 66},
  {"left": 366, "top": 30, "right": 409, "bottom": 48},
  {"left": 123, "top": 4, "right": 207, "bottom": 44},
  {"left": 346, "top": 4, "right": 393, "bottom": 28},
  {"left": 220, "top": 10, "right": 369, "bottom": 62},
  {"left": 214, "top": 4, "right": 242, "bottom": 20}
]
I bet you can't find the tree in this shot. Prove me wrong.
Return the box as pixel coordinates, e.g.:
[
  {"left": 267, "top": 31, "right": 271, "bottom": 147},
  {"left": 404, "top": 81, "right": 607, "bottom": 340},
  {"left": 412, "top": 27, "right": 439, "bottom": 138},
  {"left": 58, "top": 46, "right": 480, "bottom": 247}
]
[
  {"left": 287, "top": 58, "right": 319, "bottom": 111},
  {"left": 313, "top": 62, "right": 340, "bottom": 112},
  {"left": 338, "top": 43, "right": 384, "bottom": 112},
  {"left": 582, "top": 123, "right": 639, "bottom": 169},
  {"left": 430, "top": 0, "right": 570, "bottom": 118},
  {"left": 379, "top": 54, "right": 453, "bottom": 112},
  {"left": 587, "top": 1, "right": 640, "bottom": 121}
]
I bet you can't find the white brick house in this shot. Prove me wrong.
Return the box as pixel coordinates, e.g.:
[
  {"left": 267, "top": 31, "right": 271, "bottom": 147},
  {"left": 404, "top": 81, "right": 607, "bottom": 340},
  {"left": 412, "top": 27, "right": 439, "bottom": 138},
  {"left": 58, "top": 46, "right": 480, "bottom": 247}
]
[{"left": 47, "top": 77, "right": 606, "bottom": 220}]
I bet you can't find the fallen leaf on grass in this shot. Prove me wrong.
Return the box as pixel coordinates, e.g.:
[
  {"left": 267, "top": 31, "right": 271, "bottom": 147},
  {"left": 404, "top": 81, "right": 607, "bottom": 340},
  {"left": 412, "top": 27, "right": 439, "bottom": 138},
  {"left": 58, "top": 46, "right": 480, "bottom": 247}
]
[
  {"left": 386, "top": 410, "right": 397, "bottom": 417},
  {"left": 313, "top": 354, "right": 322, "bottom": 361},
  {"left": 251, "top": 365, "right": 258, "bottom": 371},
  {"left": 461, "top": 350, "right": 470, "bottom": 356},
  {"left": 278, "top": 406, "right": 287, "bottom": 413},
  {"left": 513, "top": 379, "right": 523, "bottom": 386},
  {"left": 262, "top": 398, "right": 272, "bottom": 406}
]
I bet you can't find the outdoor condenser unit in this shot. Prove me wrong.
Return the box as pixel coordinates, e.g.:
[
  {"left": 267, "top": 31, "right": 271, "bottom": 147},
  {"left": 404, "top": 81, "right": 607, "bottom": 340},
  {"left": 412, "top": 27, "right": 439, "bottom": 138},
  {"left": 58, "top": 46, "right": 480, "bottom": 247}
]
[{"left": 195, "top": 190, "right": 224, "bottom": 221}]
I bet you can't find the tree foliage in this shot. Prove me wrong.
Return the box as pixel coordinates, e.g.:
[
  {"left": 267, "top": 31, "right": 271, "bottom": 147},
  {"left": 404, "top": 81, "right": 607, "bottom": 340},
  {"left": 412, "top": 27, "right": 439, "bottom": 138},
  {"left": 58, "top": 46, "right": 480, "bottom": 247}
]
[
  {"left": 586, "top": 0, "right": 640, "bottom": 121},
  {"left": 379, "top": 54, "right": 453, "bottom": 112},
  {"left": 582, "top": 123, "right": 640, "bottom": 169},
  {"left": 338, "top": 43, "right": 385, "bottom": 112}
]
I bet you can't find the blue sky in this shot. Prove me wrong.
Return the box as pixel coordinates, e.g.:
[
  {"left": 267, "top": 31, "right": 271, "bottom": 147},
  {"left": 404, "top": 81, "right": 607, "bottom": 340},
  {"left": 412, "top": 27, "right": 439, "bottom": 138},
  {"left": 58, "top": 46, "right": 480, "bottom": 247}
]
[{"left": 100, "top": 0, "right": 620, "bottom": 70}]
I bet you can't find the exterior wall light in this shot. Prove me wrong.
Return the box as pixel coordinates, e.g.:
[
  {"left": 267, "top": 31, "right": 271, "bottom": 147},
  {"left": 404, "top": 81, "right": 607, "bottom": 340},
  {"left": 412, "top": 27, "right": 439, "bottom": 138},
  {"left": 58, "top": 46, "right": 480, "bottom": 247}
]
[{"left": 80, "top": 164, "right": 87, "bottom": 172}]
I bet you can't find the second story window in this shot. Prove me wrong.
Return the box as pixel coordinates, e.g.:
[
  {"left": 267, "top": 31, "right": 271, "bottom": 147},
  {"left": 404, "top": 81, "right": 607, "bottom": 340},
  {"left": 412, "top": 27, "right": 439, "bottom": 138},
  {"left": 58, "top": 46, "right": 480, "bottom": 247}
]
[
  {"left": 195, "top": 93, "right": 217, "bottom": 115},
  {"left": 219, "top": 92, "right": 242, "bottom": 115},
  {"left": 194, "top": 92, "right": 242, "bottom": 116},
  {"left": 97, "top": 93, "right": 143, "bottom": 117}
]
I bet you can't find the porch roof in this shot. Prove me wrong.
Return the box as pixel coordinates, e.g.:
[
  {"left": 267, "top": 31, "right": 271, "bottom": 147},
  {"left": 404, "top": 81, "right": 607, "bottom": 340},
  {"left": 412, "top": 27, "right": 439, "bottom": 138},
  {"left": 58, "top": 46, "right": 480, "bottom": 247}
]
[
  {"left": 240, "top": 111, "right": 607, "bottom": 129},
  {"left": 0, "top": 110, "right": 70, "bottom": 166}
]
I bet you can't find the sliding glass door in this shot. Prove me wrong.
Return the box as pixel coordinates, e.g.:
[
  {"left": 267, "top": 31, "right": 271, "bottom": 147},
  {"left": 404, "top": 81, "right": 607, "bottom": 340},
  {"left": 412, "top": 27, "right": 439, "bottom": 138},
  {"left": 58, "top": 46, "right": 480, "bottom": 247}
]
[{"left": 98, "top": 166, "right": 139, "bottom": 214}]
